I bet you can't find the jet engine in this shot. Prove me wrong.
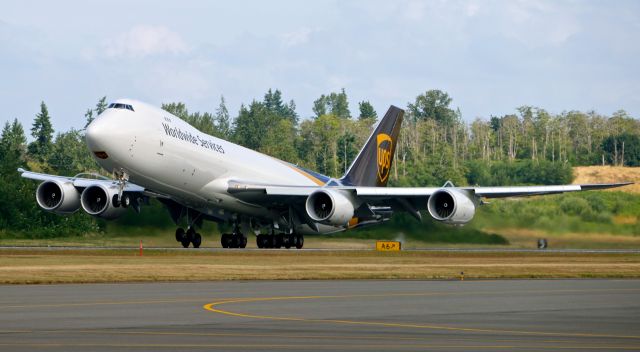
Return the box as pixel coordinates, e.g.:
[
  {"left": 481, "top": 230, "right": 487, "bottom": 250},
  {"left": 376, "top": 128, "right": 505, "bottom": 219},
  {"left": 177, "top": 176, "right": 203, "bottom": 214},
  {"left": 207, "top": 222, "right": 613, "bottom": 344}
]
[
  {"left": 305, "top": 189, "right": 355, "bottom": 226},
  {"left": 36, "top": 180, "right": 81, "bottom": 214},
  {"left": 80, "top": 184, "right": 127, "bottom": 219},
  {"left": 427, "top": 189, "right": 476, "bottom": 225}
]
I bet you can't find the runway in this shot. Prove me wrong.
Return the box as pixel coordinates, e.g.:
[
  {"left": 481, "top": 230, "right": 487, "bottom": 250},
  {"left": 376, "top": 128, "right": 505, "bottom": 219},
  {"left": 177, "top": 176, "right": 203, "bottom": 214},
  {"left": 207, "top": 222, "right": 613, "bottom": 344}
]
[
  {"left": 1, "top": 280, "right": 639, "bottom": 351},
  {"left": 3, "top": 245, "right": 640, "bottom": 253}
]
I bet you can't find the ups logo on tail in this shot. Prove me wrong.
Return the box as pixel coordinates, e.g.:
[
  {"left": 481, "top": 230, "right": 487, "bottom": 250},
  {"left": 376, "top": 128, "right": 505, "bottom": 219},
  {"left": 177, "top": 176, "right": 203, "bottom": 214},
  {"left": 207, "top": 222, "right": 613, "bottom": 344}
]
[{"left": 376, "top": 133, "right": 393, "bottom": 183}]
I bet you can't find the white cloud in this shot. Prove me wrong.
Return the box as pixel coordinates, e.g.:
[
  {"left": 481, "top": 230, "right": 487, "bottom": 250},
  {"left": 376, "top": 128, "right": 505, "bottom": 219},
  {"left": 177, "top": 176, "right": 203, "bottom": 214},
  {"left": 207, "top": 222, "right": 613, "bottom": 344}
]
[{"left": 103, "top": 25, "right": 189, "bottom": 59}]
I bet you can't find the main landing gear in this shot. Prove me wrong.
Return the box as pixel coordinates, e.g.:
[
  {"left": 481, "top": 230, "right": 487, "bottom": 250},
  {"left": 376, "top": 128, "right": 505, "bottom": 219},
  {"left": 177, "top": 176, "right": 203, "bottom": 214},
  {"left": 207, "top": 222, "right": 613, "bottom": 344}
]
[
  {"left": 220, "top": 233, "right": 248, "bottom": 248},
  {"left": 256, "top": 233, "right": 304, "bottom": 249},
  {"left": 220, "top": 223, "right": 247, "bottom": 248},
  {"left": 175, "top": 227, "right": 202, "bottom": 248}
]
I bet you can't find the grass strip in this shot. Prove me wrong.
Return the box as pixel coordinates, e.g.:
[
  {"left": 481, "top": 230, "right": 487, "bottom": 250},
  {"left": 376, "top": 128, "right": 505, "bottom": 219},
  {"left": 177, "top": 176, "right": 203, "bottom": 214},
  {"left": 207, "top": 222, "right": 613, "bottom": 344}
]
[{"left": 0, "top": 249, "right": 638, "bottom": 284}]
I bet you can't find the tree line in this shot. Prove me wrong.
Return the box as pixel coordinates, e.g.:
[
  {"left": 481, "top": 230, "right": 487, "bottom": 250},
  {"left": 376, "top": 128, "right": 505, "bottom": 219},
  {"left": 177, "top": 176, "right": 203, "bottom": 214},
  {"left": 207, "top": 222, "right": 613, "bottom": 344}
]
[
  {"left": 164, "top": 88, "right": 639, "bottom": 187},
  {"left": 1, "top": 88, "right": 638, "bottom": 237}
]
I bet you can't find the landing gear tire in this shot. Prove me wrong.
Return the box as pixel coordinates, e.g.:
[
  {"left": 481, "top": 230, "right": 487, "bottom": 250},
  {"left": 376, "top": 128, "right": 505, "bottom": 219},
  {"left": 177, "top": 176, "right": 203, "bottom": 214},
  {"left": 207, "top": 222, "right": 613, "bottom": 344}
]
[
  {"left": 176, "top": 227, "right": 191, "bottom": 248},
  {"left": 221, "top": 233, "right": 246, "bottom": 249},
  {"left": 295, "top": 234, "right": 304, "bottom": 249},
  {"left": 182, "top": 228, "right": 196, "bottom": 248},
  {"left": 221, "top": 234, "right": 230, "bottom": 248},
  {"left": 268, "top": 235, "right": 277, "bottom": 248},
  {"left": 175, "top": 228, "right": 185, "bottom": 242},
  {"left": 192, "top": 233, "right": 202, "bottom": 248},
  {"left": 112, "top": 194, "right": 121, "bottom": 207},
  {"left": 256, "top": 233, "right": 300, "bottom": 249},
  {"left": 258, "top": 235, "right": 270, "bottom": 248},
  {"left": 121, "top": 194, "right": 131, "bottom": 208}
]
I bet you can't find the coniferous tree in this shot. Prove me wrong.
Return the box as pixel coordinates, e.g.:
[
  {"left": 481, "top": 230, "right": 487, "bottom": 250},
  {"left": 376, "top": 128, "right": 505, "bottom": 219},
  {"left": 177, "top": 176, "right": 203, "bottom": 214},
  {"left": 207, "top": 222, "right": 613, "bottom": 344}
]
[
  {"left": 264, "top": 89, "right": 298, "bottom": 123},
  {"left": 28, "top": 101, "right": 54, "bottom": 163},
  {"left": 358, "top": 101, "right": 377, "bottom": 120},
  {"left": 285, "top": 99, "right": 298, "bottom": 124},
  {"left": 84, "top": 109, "right": 94, "bottom": 129},
  {"left": 264, "top": 89, "right": 284, "bottom": 115},
  {"left": 95, "top": 96, "right": 108, "bottom": 115},
  {"left": 328, "top": 88, "right": 350, "bottom": 119},
  {"left": 0, "top": 119, "right": 27, "bottom": 172},
  {"left": 215, "top": 95, "right": 231, "bottom": 139},
  {"left": 312, "top": 89, "right": 351, "bottom": 119}
]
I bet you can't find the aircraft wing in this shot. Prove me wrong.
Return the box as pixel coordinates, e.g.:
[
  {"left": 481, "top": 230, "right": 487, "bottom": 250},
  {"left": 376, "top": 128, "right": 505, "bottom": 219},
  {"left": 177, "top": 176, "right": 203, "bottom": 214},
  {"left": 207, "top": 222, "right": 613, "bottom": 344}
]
[
  {"left": 228, "top": 180, "right": 632, "bottom": 225},
  {"left": 18, "top": 168, "right": 147, "bottom": 193},
  {"left": 355, "top": 183, "right": 632, "bottom": 199},
  {"left": 228, "top": 181, "right": 632, "bottom": 203}
]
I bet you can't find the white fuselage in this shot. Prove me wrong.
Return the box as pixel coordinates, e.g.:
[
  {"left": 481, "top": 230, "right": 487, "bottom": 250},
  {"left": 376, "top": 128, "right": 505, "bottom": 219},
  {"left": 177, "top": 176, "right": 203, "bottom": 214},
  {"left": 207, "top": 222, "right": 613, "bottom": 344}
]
[{"left": 85, "top": 99, "right": 335, "bottom": 234}]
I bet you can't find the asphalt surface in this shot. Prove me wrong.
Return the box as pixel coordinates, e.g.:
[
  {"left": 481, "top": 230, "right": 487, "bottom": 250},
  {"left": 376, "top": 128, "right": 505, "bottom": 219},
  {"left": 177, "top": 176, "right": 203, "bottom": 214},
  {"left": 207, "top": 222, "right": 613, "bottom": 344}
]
[{"left": 0, "top": 280, "right": 639, "bottom": 351}]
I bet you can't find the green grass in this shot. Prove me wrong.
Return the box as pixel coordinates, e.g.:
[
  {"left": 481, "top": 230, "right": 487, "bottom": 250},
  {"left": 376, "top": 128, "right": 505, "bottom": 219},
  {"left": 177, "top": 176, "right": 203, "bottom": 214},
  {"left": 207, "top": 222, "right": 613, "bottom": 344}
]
[{"left": 473, "top": 191, "right": 640, "bottom": 235}]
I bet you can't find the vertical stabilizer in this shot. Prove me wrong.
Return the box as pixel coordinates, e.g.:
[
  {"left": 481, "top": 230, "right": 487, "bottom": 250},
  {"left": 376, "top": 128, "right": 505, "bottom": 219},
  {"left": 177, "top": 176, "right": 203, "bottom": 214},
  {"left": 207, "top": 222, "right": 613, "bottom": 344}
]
[{"left": 340, "top": 106, "right": 404, "bottom": 187}]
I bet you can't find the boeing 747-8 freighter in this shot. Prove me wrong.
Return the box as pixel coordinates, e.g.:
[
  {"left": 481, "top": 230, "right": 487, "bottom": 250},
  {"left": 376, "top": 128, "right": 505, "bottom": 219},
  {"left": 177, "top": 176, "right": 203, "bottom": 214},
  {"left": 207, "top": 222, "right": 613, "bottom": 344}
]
[{"left": 20, "top": 99, "right": 630, "bottom": 249}]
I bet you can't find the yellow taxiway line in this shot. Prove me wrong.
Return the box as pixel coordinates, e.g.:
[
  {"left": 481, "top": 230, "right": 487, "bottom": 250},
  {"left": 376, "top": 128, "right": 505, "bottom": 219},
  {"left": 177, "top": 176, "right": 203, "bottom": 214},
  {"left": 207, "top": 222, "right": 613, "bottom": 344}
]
[{"left": 203, "top": 288, "right": 640, "bottom": 341}]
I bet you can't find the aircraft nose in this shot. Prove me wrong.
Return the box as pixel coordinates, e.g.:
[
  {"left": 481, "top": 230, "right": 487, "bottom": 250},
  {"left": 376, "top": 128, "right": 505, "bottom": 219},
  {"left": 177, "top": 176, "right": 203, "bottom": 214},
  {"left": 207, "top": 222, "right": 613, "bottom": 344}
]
[{"left": 85, "top": 116, "right": 113, "bottom": 156}]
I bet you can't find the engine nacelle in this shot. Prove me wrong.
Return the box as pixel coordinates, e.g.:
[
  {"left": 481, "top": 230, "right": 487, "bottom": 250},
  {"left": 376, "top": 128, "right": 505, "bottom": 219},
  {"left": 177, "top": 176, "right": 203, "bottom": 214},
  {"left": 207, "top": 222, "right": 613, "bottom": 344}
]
[
  {"left": 427, "top": 189, "right": 476, "bottom": 225},
  {"left": 36, "top": 180, "right": 81, "bottom": 214},
  {"left": 305, "top": 189, "right": 355, "bottom": 226},
  {"left": 80, "top": 184, "right": 127, "bottom": 220}
]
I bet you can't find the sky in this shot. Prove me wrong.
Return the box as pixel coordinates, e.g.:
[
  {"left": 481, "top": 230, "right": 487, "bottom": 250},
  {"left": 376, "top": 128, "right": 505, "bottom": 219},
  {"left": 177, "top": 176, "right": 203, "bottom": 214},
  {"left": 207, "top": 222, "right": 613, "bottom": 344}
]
[{"left": 1, "top": 0, "right": 639, "bottom": 135}]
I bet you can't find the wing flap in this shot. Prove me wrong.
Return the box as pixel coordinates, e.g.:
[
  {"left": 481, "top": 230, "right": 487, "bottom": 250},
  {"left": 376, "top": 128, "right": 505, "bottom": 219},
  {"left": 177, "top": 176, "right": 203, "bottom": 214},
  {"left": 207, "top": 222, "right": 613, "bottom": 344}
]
[{"left": 354, "top": 187, "right": 438, "bottom": 197}]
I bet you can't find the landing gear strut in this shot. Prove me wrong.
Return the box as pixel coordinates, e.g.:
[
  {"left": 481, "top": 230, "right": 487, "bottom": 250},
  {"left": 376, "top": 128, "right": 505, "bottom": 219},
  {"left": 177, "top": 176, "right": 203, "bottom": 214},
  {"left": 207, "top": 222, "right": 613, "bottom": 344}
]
[{"left": 175, "top": 227, "right": 202, "bottom": 248}]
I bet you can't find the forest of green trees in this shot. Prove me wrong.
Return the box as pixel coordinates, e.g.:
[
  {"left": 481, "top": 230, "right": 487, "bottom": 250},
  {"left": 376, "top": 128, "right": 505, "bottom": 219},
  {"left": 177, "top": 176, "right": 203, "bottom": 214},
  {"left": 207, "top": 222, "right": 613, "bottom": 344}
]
[{"left": 1, "top": 89, "right": 639, "bottom": 240}]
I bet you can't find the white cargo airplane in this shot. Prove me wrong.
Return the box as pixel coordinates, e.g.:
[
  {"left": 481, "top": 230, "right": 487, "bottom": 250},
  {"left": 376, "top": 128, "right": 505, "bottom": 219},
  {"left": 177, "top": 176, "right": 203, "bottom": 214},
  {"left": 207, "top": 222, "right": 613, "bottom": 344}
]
[{"left": 19, "top": 99, "right": 630, "bottom": 249}]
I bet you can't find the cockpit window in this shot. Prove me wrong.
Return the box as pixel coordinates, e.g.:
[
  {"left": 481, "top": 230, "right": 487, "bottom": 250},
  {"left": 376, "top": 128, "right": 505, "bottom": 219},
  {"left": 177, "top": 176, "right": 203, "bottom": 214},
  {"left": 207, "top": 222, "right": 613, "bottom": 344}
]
[{"left": 107, "top": 103, "right": 135, "bottom": 112}]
